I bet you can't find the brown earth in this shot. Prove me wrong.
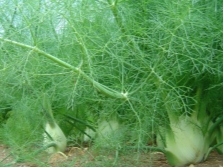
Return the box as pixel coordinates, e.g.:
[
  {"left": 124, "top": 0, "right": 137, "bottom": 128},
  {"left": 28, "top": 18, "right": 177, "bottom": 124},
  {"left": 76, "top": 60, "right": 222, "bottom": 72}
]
[{"left": 0, "top": 144, "right": 223, "bottom": 167}]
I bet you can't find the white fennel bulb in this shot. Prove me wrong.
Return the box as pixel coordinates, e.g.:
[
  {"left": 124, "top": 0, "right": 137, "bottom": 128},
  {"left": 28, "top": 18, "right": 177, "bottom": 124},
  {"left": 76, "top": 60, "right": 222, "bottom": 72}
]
[
  {"left": 42, "top": 93, "right": 67, "bottom": 154},
  {"left": 43, "top": 122, "right": 67, "bottom": 154},
  {"left": 84, "top": 117, "right": 119, "bottom": 144},
  {"left": 164, "top": 116, "right": 209, "bottom": 167},
  {"left": 97, "top": 119, "right": 119, "bottom": 138},
  {"left": 84, "top": 127, "right": 96, "bottom": 142}
]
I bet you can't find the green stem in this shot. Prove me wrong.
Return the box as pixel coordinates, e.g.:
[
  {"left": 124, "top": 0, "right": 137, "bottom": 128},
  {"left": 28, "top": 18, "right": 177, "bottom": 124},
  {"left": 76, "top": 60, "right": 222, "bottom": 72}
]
[
  {"left": 0, "top": 37, "right": 75, "bottom": 69},
  {"left": 107, "top": 0, "right": 125, "bottom": 34},
  {"left": 0, "top": 37, "right": 127, "bottom": 100},
  {"left": 204, "top": 141, "right": 223, "bottom": 160},
  {"left": 64, "top": 114, "right": 96, "bottom": 131},
  {"left": 192, "top": 84, "right": 203, "bottom": 119},
  {"left": 42, "top": 93, "right": 55, "bottom": 127},
  {"left": 209, "top": 116, "right": 223, "bottom": 136}
]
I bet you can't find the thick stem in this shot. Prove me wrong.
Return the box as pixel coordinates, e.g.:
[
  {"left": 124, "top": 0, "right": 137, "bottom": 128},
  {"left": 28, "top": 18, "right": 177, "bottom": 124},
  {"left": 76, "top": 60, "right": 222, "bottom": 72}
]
[
  {"left": 107, "top": 0, "right": 126, "bottom": 34},
  {"left": 209, "top": 116, "right": 223, "bottom": 136},
  {"left": 0, "top": 37, "right": 127, "bottom": 100}
]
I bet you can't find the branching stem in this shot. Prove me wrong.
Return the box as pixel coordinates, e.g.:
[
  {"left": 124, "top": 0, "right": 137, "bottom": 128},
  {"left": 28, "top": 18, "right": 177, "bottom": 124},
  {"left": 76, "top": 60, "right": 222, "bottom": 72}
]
[{"left": 0, "top": 37, "right": 127, "bottom": 100}]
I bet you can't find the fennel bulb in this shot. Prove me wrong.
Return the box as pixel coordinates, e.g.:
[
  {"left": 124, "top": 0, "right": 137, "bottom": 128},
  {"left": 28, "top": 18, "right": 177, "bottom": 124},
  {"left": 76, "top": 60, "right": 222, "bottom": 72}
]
[
  {"left": 83, "top": 117, "right": 119, "bottom": 144},
  {"left": 42, "top": 94, "right": 67, "bottom": 154},
  {"left": 97, "top": 119, "right": 119, "bottom": 138},
  {"left": 95, "top": 118, "right": 120, "bottom": 148},
  {"left": 160, "top": 116, "right": 209, "bottom": 167},
  {"left": 43, "top": 122, "right": 67, "bottom": 154},
  {"left": 84, "top": 127, "right": 96, "bottom": 142}
]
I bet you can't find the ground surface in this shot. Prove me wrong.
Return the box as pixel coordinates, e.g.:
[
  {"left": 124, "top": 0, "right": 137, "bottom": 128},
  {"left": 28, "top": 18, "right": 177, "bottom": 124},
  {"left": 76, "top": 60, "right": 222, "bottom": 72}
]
[{"left": 0, "top": 144, "right": 223, "bottom": 167}]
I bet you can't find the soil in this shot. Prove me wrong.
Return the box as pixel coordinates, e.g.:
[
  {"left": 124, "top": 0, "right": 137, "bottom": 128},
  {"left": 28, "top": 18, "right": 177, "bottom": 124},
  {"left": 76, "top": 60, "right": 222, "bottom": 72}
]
[{"left": 0, "top": 144, "right": 223, "bottom": 167}]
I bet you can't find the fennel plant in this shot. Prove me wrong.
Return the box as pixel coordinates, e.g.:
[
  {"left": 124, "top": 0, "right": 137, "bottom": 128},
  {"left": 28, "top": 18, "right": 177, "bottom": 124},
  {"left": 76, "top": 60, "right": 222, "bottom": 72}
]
[{"left": 0, "top": 0, "right": 223, "bottom": 166}]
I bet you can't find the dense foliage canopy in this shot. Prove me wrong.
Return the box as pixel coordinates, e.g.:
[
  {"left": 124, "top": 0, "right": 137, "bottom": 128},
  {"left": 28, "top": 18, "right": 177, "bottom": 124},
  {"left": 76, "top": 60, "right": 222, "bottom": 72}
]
[{"left": 0, "top": 0, "right": 223, "bottom": 166}]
